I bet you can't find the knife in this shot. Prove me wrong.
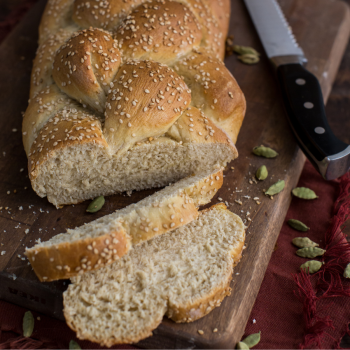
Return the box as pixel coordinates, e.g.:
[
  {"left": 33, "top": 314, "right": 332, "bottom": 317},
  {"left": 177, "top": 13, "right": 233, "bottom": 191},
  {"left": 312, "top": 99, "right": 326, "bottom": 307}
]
[{"left": 244, "top": 0, "right": 350, "bottom": 180}]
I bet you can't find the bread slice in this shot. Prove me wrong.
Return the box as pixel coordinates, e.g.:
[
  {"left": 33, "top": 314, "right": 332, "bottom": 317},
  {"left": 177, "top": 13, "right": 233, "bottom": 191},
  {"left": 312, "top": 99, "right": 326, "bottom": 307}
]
[
  {"left": 63, "top": 204, "right": 245, "bottom": 346},
  {"left": 25, "top": 168, "right": 224, "bottom": 282}
]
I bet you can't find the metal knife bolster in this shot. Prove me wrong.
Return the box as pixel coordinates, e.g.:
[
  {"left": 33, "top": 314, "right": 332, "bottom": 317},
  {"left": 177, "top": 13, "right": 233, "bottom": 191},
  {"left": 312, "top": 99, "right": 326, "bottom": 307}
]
[
  {"left": 244, "top": 0, "right": 350, "bottom": 180},
  {"left": 270, "top": 55, "right": 307, "bottom": 69}
]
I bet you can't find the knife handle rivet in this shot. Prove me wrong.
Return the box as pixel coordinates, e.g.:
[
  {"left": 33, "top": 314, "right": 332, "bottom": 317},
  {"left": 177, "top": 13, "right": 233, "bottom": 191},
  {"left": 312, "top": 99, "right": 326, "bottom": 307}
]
[
  {"left": 296, "top": 78, "right": 306, "bottom": 85},
  {"left": 315, "top": 127, "right": 325, "bottom": 135},
  {"left": 304, "top": 102, "right": 314, "bottom": 109}
]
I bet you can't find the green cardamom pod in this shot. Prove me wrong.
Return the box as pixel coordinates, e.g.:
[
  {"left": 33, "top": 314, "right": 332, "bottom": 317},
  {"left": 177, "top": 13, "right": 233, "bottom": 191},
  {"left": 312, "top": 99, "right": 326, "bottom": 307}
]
[
  {"left": 296, "top": 247, "right": 325, "bottom": 258},
  {"left": 86, "top": 196, "right": 105, "bottom": 213},
  {"left": 236, "top": 342, "right": 249, "bottom": 349},
  {"left": 252, "top": 146, "right": 278, "bottom": 158},
  {"left": 300, "top": 260, "right": 323, "bottom": 274},
  {"left": 292, "top": 187, "right": 318, "bottom": 200},
  {"left": 292, "top": 237, "right": 319, "bottom": 248},
  {"left": 23, "top": 311, "right": 34, "bottom": 338},
  {"left": 238, "top": 54, "right": 260, "bottom": 65},
  {"left": 288, "top": 219, "right": 310, "bottom": 232},
  {"left": 241, "top": 331, "right": 261, "bottom": 348},
  {"left": 343, "top": 263, "right": 350, "bottom": 278},
  {"left": 265, "top": 180, "right": 285, "bottom": 196},
  {"left": 233, "top": 45, "right": 260, "bottom": 56},
  {"left": 256, "top": 165, "right": 268, "bottom": 181},
  {"left": 69, "top": 340, "right": 81, "bottom": 350}
]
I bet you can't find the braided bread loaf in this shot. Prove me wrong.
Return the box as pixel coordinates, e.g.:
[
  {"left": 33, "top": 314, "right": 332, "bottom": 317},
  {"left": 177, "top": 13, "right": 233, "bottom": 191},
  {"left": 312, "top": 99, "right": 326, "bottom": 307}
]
[{"left": 23, "top": 0, "right": 246, "bottom": 208}]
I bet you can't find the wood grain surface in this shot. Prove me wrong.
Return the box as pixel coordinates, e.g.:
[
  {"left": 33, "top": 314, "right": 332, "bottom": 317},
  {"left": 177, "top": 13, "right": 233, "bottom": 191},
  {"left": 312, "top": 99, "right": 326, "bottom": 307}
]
[{"left": 0, "top": 0, "right": 349, "bottom": 348}]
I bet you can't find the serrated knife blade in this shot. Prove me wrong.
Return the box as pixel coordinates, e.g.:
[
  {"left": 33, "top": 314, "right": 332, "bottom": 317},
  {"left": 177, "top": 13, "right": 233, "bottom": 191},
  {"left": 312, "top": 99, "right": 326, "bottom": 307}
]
[
  {"left": 244, "top": 0, "right": 307, "bottom": 66},
  {"left": 243, "top": 0, "right": 350, "bottom": 180}
]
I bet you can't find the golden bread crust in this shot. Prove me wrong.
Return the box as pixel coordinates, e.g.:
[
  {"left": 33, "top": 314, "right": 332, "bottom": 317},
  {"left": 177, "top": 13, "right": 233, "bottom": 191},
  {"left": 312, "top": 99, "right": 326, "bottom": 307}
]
[
  {"left": 38, "top": 0, "right": 77, "bottom": 45},
  {"left": 184, "top": 0, "right": 226, "bottom": 59},
  {"left": 23, "top": 85, "right": 75, "bottom": 155},
  {"left": 104, "top": 60, "right": 191, "bottom": 154},
  {"left": 52, "top": 28, "right": 122, "bottom": 113},
  {"left": 72, "top": 0, "right": 145, "bottom": 31},
  {"left": 28, "top": 108, "right": 107, "bottom": 182},
  {"left": 26, "top": 228, "right": 131, "bottom": 282},
  {"left": 24, "top": 0, "right": 246, "bottom": 206},
  {"left": 174, "top": 49, "right": 246, "bottom": 144},
  {"left": 31, "top": 30, "right": 73, "bottom": 97},
  {"left": 203, "top": 0, "right": 231, "bottom": 36},
  {"left": 167, "top": 106, "right": 238, "bottom": 157},
  {"left": 115, "top": 0, "right": 202, "bottom": 65}
]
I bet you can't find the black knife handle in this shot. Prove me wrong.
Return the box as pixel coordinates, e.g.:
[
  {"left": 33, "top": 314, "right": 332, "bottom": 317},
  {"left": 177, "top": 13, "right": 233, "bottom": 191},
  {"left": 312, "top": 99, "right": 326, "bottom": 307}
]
[{"left": 276, "top": 63, "right": 348, "bottom": 163}]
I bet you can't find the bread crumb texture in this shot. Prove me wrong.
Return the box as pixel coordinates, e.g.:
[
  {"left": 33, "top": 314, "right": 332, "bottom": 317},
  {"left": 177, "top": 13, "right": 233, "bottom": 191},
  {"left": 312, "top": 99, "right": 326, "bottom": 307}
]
[
  {"left": 25, "top": 168, "right": 223, "bottom": 281},
  {"left": 63, "top": 205, "right": 245, "bottom": 346}
]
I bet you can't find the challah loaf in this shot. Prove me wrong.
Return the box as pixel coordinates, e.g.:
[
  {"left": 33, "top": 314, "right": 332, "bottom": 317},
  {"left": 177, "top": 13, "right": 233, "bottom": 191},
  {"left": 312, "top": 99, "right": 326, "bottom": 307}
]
[
  {"left": 23, "top": 0, "right": 246, "bottom": 207},
  {"left": 26, "top": 168, "right": 223, "bottom": 282},
  {"left": 63, "top": 204, "right": 245, "bottom": 346}
]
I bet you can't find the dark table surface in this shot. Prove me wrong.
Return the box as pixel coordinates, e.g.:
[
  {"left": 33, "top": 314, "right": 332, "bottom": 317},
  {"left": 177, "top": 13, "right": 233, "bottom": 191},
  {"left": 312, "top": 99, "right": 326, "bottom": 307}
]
[{"left": 1, "top": 0, "right": 350, "bottom": 347}]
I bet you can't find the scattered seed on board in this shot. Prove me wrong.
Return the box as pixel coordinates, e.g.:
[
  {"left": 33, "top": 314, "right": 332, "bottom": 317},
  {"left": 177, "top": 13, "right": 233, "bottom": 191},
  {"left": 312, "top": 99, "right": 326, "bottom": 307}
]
[
  {"left": 292, "top": 187, "right": 318, "bottom": 200},
  {"left": 240, "top": 331, "right": 261, "bottom": 348},
  {"left": 86, "top": 196, "right": 105, "bottom": 213},
  {"left": 288, "top": 219, "right": 310, "bottom": 232},
  {"left": 344, "top": 263, "right": 350, "bottom": 278},
  {"left": 198, "top": 330, "right": 204, "bottom": 335},
  {"left": 292, "top": 237, "right": 319, "bottom": 248},
  {"left": 300, "top": 260, "right": 323, "bottom": 274},
  {"left": 296, "top": 247, "right": 325, "bottom": 258},
  {"left": 233, "top": 45, "right": 260, "bottom": 56},
  {"left": 238, "top": 54, "right": 260, "bottom": 65},
  {"left": 265, "top": 180, "right": 285, "bottom": 196},
  {"left": 252, "top": 146, "right": 278, "bottom": 158},
  {"left": 23, "top": 311, "right": 34, "bottom": 338},
  {"left": 256, "top": 165, "right": 268, "bottom": 181},
  {"left": 69, "top": 340, "right": 81, "bottom": 349}
]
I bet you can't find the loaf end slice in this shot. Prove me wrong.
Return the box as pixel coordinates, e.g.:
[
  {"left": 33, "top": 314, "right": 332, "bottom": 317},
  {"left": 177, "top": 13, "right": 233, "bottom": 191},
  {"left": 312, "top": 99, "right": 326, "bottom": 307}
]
[
  {"left": 25, "top": 168, "right": 224, "bottom": 281},
  {"left": 63, "top": 204, "right": 245, "bottom": 346}
]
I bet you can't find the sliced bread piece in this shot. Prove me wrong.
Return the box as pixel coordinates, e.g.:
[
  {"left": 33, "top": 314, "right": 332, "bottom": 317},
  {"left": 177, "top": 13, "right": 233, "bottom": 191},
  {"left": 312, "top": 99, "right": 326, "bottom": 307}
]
[
  {"left": 26, "top": 168, "right": 223, "bottom": 282},
  {"left": 63, "top": 204, "right": 245, "bottom": 346}
]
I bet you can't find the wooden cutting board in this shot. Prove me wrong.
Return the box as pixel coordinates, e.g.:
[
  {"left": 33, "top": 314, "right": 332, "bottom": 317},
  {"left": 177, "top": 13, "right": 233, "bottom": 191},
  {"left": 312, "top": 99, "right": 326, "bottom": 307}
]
[{"left": 0, "top": 0, "right": 349, "bottom": 348}]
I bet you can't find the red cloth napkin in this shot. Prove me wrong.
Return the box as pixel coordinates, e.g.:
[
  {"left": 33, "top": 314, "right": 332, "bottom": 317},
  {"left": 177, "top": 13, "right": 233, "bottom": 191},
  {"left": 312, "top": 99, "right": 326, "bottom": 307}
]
[
  {"left": 1, "top": 3, "right": 350, "bottom": 349},
  {"left": 244, "top": 160, "right": 350, "bottom": 349}
]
